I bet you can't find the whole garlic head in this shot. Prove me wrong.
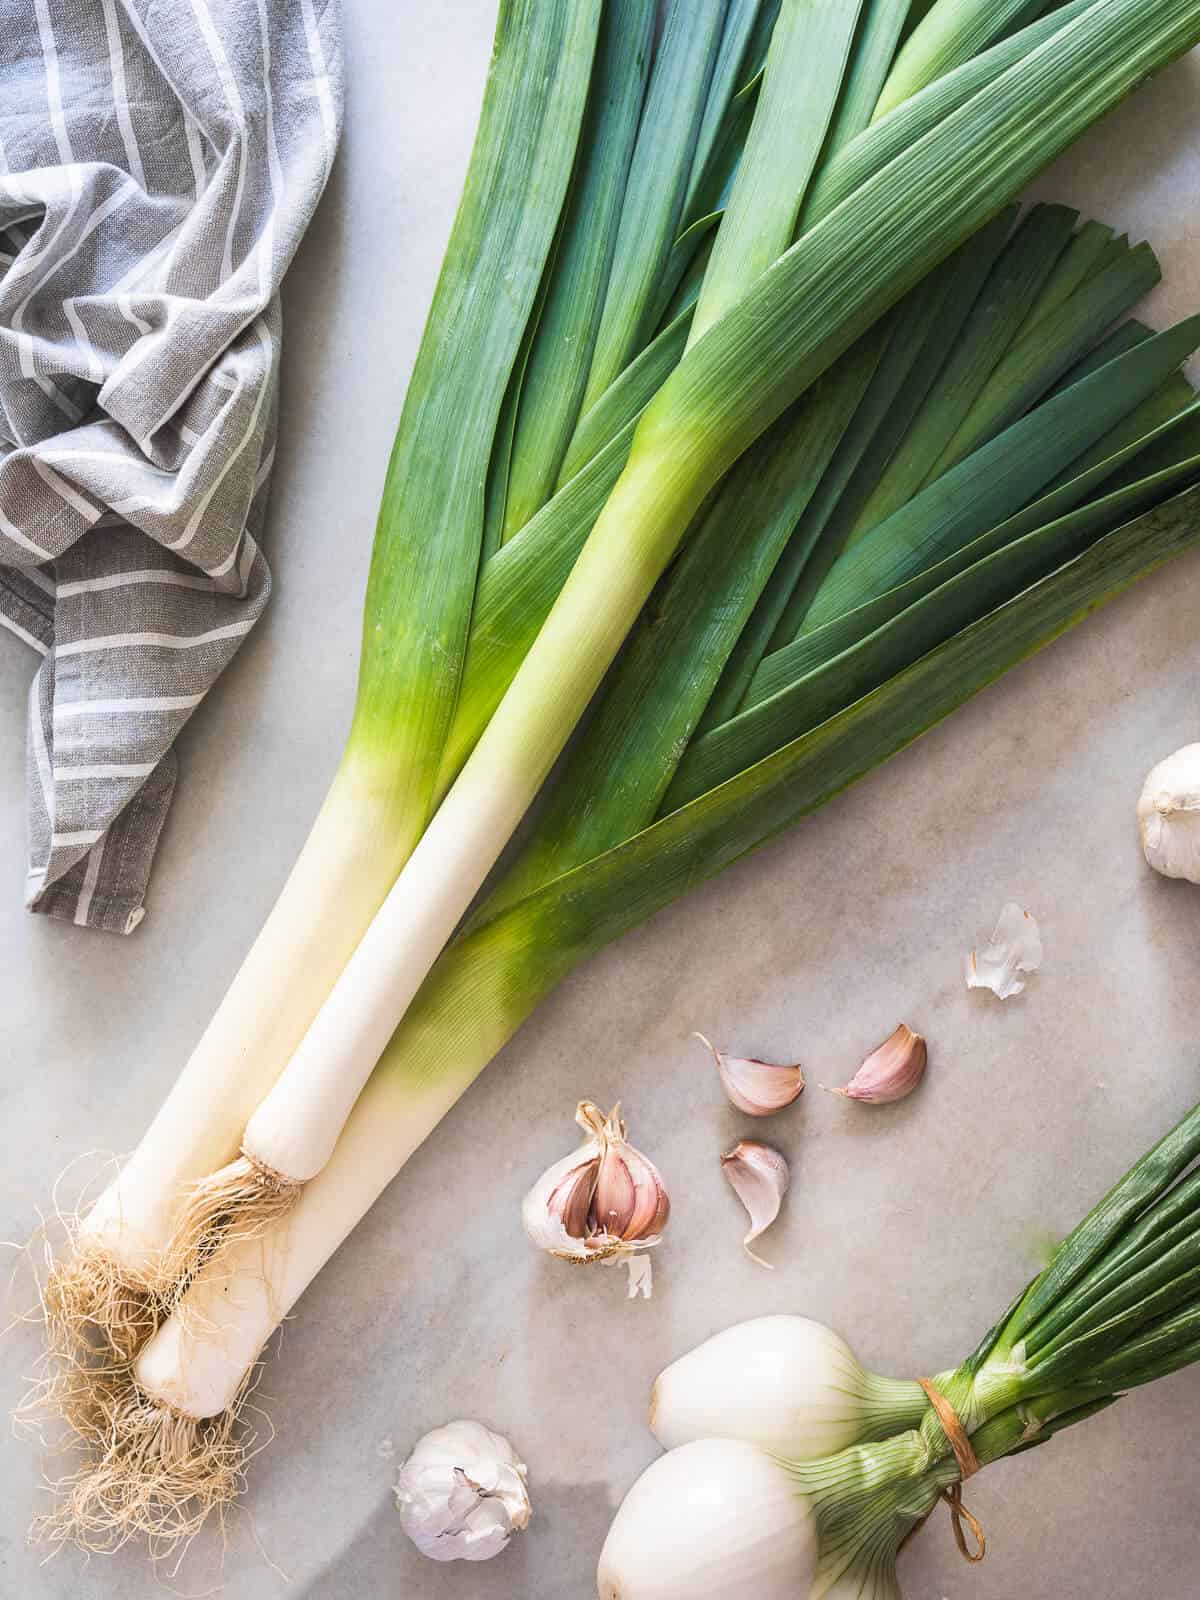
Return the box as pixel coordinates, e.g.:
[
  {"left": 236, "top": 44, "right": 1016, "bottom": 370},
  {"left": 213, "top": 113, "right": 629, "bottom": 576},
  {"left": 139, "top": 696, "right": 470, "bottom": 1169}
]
[
  {"left": 1138, "top": 744, "right": 1200, "bottom": 882},
  {"left": 395, "top": 1420, "right": 531, "bottom": 1563},
  {"left": 522, "top": 1101, "right": 669, "bottom": 1265}
]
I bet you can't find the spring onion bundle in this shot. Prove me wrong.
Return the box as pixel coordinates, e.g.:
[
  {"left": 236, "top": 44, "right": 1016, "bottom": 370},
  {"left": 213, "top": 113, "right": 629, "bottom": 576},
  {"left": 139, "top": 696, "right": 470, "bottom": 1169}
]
[
  {"left": 28, "top": 0, "right": 1200, "bottom": 1553},
  {"left": 599, "top": 1098, "right": 1200, "bottom": 1596}
]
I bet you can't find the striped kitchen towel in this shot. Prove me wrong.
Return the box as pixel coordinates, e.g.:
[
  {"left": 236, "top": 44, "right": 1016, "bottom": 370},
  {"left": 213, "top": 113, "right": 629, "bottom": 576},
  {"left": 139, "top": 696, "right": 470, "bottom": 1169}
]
[{"left": 0, "top": 0, "right": 342, "bottom": 932}]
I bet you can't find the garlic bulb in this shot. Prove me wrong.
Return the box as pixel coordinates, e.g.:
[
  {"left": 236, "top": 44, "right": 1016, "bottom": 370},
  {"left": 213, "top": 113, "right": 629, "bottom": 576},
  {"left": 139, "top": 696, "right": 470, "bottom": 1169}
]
[
  {"left": 720, "top": 1141, "right": 789, "bottom": 1268},
  {"left": 522, "top": 1102, "right": 669, "bottom": 1290},
  {"left": 827, "top": 1023, "right": 927, "bottom": 1104},
  {"left": 649, "top": 1315, "right": 927, "bottom": 1459},
  {"left": 1138, "top": 744, "right": 1200, "bottom": 881},
  {"left": 394, "top": 1419, "right": 530, "bottom": 1563},
  {"left": 597, "top": 1437, "right": 818, "bottom": 1599},
  {"left": 694, "top": 1032, "right": 805, "bottom": 1116}
]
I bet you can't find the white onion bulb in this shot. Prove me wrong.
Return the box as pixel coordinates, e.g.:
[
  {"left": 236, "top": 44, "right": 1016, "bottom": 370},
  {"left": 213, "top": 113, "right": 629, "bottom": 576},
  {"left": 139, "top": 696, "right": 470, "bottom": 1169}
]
[
  {"left": 597, "top": 1437, "right": 817, "bottom": 1599},
  {"left": 650, "top": 1315, "right": 909, "bottom": 1459}
]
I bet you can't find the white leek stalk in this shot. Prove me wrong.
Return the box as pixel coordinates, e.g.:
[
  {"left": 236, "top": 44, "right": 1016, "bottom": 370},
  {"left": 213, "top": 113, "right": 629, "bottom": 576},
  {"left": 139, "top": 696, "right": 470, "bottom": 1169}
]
[
  {"left": 649, "top": 1316, "right": 927, "bottom": 1458},
  {"left": 50, "top": 762, "right": 410, "bottom": 1349}
]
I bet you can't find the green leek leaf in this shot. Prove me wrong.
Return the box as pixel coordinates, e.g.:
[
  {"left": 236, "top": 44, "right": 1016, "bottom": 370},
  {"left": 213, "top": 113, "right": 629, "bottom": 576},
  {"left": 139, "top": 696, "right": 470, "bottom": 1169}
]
[{"left": 351, "top": 0, "right": 600, "bottom": 844}]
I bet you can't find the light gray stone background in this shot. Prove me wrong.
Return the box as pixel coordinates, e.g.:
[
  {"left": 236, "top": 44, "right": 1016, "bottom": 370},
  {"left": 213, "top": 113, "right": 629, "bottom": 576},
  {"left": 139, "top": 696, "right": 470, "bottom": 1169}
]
[{"left": 3, "top": 8, "right": 1200, "bottom": 1597}]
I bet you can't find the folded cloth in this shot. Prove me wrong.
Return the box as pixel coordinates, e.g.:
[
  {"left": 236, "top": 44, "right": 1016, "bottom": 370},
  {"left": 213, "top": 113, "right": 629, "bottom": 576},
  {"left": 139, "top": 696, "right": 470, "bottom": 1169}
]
[{"left": 0, "top": 0, "right": 342, "bottom": 931}]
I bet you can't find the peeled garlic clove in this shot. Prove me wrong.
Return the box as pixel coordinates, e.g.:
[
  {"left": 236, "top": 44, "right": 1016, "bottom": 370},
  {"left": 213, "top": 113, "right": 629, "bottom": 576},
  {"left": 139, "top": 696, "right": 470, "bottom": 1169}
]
[
  {"left": 522, "top": 1100, "right": 669, "bottom": 1270},
  {"left": 828, "top": 1023, "right": 927, "bottom": 1104},
  {"left": 721, "top": 1141, "right": 789, "bottom": 1269},
  {"left": 395, "top": 1420, "right": 531, "bottom": 1564},
  {"left": 695, "top": 1032, "right": 805, "bottom": 1116},
  {"left": 1138, "top": 744, "right": 1200, "bottom": 881},
  {"left": 966, "top": 902, "right": 1042, "bottom": 998}
]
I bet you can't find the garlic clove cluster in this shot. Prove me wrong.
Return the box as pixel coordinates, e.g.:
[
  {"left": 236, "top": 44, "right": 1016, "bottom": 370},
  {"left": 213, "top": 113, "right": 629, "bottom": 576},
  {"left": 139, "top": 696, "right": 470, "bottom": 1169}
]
[
  {"left": 827, "top": 1023, "right": 927, "bottom": 1104},
  {"left": 395, "top": 1420, "right": 531, "bottom": 1564},
  {"left": 1138, "top": 744, "right": 1200, "bottom": 882},
  {"left": 695, "top": 1032, "right": 805, "bottom": 1116},
  {"left": 522, "top": 1101, "right": 669, "bottom": 1266}
]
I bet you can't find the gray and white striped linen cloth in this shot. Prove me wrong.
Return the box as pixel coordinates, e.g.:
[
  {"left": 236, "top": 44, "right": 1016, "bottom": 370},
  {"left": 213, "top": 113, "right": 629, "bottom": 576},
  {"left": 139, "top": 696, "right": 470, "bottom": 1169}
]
[{"left": 0, "top": 0, "right": 342, "bottom": 931}]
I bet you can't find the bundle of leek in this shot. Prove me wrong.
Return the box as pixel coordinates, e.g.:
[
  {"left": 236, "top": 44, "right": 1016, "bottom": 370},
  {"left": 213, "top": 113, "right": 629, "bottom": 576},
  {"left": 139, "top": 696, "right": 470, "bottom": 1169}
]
[
  {"left": 599, "top": 1097, "right": 1200, "bottom": 1597},
  {"left": 26, "top": 0, "right": 1200, "bottom": 1552}
]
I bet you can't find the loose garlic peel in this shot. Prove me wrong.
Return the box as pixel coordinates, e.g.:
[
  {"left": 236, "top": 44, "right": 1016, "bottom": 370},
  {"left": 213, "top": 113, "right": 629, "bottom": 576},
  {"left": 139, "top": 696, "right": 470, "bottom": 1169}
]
[
  {"left": 1138, "top": 744, "right": 1200, "bottom": 882},
  {"left": 522, "top": 1101, "right": 669, "bottom": 1298},
  {"left": 721, "top": 1141, "right": 789, "bottom": 1269},
  {"left": 966, "top": 902, "right": 1042, "bottom": 999}
]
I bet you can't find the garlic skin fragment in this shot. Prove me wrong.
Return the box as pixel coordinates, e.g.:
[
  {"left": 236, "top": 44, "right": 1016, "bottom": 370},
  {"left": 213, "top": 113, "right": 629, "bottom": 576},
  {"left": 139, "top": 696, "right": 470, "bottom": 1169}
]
[
  {"left": 720, "top": 1141, "right": 789, "bottom": 1268},
  {"left": 1138, "top": 744, "right": 1200, "bottom": 882},
  {"left": 395, "top": 1420, "right": 531, "bottom": 1564},
  {"left": 522, "top": 1101, "right": 669, "bottom": 1268},
  {"left": 965, "top": 901, "right": 1042, "bottom": 998},
  {"left": 597, "top": 1437, "right": 818, "bottom": 1599},
  {"left": 649, "top": 1315, "right": 925, "bottom": 1460},
  {"left": 828, "top": 1023, "right": 927, "bottom": 1104},
  {"left": 694, "top": 1032, "right": 805, "bottom": 1116}
]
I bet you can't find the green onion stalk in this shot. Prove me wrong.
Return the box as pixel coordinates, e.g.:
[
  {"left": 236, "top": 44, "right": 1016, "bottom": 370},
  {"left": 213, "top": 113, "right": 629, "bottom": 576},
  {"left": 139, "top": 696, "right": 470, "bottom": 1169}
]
[{"left": 598, "top": 1097, "right": 1200, "bottom": 1597}]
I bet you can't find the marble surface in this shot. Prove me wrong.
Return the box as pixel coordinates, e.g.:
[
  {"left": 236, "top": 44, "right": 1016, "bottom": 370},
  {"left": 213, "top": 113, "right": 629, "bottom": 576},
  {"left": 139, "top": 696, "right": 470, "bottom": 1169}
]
[{"left": 3, "top": 7, "right": 1200, "bottom": 1597}]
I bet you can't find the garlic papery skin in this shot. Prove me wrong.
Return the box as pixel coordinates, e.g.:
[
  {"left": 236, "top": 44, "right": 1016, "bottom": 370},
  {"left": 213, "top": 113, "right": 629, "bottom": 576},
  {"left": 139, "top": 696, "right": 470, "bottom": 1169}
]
[
  {"left": 395, "top": 1420, "right": 530, "bottom": 1563},
  {"left": 1138, "top": 744, "right": 1200, "bottom": 881},
  {"left": 827, "top": 1023, "right": 927, "bottom": 1104},
  {"left": 965, "top": 901, "right": 1042, "bottom": 998},
  {"left": 522, "top": 1101, "right": 669, "bottom": 1266},
  {"left": 694, "top": 1032, "right": 805, "bottom": 1116},
  {"left": 597, "top": 1438, "right": 817, "bottom": 1599},
  {"left": 721, "top": 1141, "right": 789, "bottom": 1268},
  {"left": 649, "top": 1316, "right": 927, "bottom": 1459}
]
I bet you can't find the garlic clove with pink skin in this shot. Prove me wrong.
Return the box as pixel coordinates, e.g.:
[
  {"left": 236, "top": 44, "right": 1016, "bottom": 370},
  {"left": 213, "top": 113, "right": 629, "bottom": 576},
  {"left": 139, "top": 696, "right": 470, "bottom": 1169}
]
[
  {"left": 824, "top": 1023, "right": 927, "bottom": 1105},
  {"left": 721, "top": 1141, "right": 789, "bottom": 1269},
  {"left": 522, "top": 1102, "right": 669, "bottom": 1284},
  {"left": 695, "top": 1032, "right": 805, "bottom": 1116},
  {"left": 595, "top": 1132, "right": 671, "bottom": 1241}
]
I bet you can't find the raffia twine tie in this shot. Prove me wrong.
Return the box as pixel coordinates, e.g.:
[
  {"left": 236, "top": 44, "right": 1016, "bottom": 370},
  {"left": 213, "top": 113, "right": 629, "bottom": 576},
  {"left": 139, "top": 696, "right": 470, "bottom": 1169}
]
[{"left": 918, "top": 1378, "right": 986, "bottom": 1564}]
